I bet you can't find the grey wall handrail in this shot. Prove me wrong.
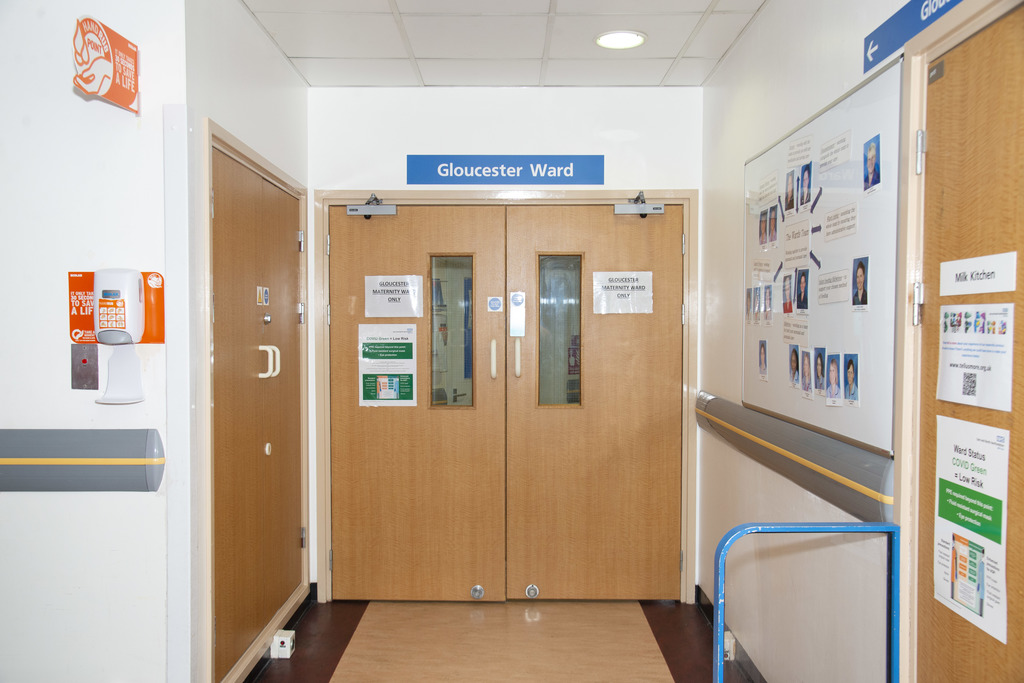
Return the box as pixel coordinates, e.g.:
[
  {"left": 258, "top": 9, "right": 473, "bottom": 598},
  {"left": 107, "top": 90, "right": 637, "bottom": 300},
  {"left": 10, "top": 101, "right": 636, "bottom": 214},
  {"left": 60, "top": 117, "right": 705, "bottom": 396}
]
[
  {"left": 0, "top": 429, "right": 164, "bottom": 492},
  {"left": 713, "top": 522, "right": 900, "bottom": 682},
  {"left": 696, "top": 390, "right": 894, "bottom": 522}
]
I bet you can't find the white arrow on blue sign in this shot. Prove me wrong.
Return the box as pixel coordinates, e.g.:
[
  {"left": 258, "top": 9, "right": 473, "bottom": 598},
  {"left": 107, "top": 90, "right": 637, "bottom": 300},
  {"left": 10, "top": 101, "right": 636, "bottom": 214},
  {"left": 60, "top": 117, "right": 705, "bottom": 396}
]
[{"left": 864, "top": 0, "right": 964, "bottom": 73}]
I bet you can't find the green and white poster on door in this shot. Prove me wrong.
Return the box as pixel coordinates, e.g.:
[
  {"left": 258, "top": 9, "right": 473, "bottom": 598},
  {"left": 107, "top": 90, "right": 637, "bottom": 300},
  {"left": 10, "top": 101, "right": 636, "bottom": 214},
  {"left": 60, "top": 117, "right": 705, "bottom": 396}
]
[{"left": 359, "top": 324, "right": 417, "bottom": 407}]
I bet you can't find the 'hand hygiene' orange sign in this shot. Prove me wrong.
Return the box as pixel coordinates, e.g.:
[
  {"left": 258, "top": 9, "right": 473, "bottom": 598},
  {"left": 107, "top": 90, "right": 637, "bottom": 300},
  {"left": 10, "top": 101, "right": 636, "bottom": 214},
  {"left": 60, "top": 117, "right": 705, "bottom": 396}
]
[{"left": 72, "top": 17, "right": 139, "bottom": 113}]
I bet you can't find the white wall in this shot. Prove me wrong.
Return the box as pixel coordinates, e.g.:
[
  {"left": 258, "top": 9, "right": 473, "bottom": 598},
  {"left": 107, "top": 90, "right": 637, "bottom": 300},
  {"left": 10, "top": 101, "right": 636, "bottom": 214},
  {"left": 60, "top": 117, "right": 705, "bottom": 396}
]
[
  {"left": 0, "top": 1, "right": 186, "bottom": 681},
  {"left": 699, "top": 0, "right": 903, "bottom": 680},
  {"left": 310, "top": 87, "right": 702, "bottom": 191}
]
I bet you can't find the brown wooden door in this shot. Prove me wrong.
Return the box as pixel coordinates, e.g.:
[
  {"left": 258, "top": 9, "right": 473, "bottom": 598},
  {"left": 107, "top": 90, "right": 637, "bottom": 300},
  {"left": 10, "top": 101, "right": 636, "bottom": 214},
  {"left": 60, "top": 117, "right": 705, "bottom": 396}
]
[
  {"left": 330, "top": 205, "right": 508, "bottom": 601},
  {"left": 212, "top": 150, "right": 303, "bottom": 679},
  {"left": 917, "top": 6, "right": 1024, "bottom": 678},
  {"left": 505, "top": 205, "right": 682, "bottom": 600}
]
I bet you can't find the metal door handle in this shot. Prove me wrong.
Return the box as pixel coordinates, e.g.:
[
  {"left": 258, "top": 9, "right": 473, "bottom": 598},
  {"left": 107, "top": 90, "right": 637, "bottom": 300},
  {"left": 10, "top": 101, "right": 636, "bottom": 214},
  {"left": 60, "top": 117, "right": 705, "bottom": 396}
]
[
  {"left": 258, "top": 345, "right": 281, "bottom": 378},
  {"left": 514, "top": 338, "right": 521, "bottom": 378},
  {"left": 490, "top": 339, "right": 497, "bottom": 379}
]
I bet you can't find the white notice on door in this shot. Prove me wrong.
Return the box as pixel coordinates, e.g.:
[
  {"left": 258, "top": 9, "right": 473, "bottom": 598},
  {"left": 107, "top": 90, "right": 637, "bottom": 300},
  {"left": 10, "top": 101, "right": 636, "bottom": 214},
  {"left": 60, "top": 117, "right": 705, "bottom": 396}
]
[
  {"left": 593, "top": 272, "right": 653, "bottom": 314},
  {"left": 365, "top": 276, "right": 423, "bottom": 317}
]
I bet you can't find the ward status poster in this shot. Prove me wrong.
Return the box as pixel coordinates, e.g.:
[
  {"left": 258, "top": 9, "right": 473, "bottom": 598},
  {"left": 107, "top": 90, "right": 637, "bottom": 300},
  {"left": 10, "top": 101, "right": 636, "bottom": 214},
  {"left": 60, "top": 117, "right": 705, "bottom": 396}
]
[
  {"left": 933, "top": 415, "right": 1009, "bottom": 643},
  {"left": 359, "top": 325, "right": 417, "bottom": 407}
]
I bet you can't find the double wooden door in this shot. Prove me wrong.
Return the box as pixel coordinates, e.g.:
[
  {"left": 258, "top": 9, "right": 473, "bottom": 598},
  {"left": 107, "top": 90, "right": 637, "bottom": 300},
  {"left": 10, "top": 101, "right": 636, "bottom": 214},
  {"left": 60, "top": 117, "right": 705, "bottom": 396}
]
[
  {"left": 211, "top": 149, "right": 303, "bottom": 680},
  {"left": 330, "top": 204, "right": 682, "bottom": 601}
]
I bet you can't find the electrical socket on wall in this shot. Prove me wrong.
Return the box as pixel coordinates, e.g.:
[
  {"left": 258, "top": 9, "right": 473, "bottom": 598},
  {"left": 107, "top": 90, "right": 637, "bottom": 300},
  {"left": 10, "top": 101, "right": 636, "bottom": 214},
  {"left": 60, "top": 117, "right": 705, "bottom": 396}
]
[{"left": 723, "top": 631, "right": 736, "bottom": 661}]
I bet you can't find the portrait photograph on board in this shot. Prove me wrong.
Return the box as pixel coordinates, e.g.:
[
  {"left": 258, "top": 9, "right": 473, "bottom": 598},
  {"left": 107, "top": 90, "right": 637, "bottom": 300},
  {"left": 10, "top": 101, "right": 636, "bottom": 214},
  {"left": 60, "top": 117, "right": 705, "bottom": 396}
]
[
  {"left": 826, "top": 353, "right": 842, "bottom": 406},
  {"left": 800, "top": 348, "right": 813, "bottom": 398},
  {"left": 863, "top": 135, "right": 881, "bottom": 191},
  {"left": 844, "top": 353, "right": 860, "bottom": 406},
  {"left": 799, "top": 162, "right": 812, "bottom": 209},
  {"left": 759, "top": 209, "right": 769, "bottom": 248},
  {"left": 789, "top": 344, "right": 800, "bottom": 387},
  {"left": 763, "top": 284, "right": 773, "bottom": 325},
  {"left": 768, "top": 205, "right": 778, "bottom": 245},
  {"left": 795, "top": 268, "right": 810, "bottom": 311},
  {"left": 783, "top": 274, "right": 793, "bottom": 314},
  {"left": 784, "top": 169, "right": 796, "bottom": 213},
  {"left": 759, "top": 340, "right": 768, "bottom": 379},
  {"left": 814, "top": 347, "right": 826, "bottom": 395},
  {"left": 852, "top": 257, "right": 869, "bottom": 307}
]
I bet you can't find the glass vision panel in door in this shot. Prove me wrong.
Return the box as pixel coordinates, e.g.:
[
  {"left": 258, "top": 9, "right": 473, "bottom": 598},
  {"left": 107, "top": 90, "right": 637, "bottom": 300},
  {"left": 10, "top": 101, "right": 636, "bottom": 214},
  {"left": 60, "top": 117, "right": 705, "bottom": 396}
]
[
  {"left": 431, "top": 256, "right": 473, "bottom": 406},
  {"left": 538, "top": 255, "right": 581, "bottom": 405}
]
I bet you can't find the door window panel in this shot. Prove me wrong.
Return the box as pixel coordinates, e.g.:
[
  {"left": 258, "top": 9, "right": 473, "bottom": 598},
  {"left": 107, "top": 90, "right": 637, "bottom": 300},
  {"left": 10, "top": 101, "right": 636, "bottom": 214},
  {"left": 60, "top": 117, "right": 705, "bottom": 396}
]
[
  {"left": 538, "top": 255, "right": 581, "bottom": 405},
  {"left": 431, "top": 256, "right": 473, "bottom": 406}
]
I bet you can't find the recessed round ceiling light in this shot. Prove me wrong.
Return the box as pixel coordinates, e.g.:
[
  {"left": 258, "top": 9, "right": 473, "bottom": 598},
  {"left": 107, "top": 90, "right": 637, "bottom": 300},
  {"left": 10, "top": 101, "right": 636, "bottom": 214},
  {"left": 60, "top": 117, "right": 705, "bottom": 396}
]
[{"left": 595, "top": 30, "right": 647, "bottom": 50}]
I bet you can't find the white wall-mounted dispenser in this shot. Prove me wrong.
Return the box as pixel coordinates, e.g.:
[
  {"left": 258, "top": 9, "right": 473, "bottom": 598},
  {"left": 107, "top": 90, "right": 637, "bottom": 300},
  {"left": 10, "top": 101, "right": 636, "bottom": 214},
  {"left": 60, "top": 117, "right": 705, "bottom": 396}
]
[{"left": 93, "top": 268, "right": 145, "bottom": 404}]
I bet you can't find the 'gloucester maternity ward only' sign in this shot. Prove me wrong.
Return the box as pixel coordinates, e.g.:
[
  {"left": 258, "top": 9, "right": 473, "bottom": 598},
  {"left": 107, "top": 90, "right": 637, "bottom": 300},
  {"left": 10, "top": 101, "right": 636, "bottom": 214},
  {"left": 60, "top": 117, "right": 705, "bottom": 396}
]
[{"left": 407, "top": 155, "right": 604, "bottom": 185}]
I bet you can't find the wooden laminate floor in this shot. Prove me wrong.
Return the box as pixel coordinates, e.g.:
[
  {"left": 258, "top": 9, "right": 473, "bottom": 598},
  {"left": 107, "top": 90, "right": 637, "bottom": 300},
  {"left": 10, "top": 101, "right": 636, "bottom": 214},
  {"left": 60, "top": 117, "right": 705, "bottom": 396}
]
[{"left": 253, "top": 599, "right": 746, "bottom": 682}]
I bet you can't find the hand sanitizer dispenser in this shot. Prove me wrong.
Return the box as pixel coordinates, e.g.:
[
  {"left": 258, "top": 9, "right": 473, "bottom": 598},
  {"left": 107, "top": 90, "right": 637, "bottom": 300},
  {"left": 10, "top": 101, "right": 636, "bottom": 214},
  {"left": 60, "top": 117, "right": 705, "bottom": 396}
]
[{"left": 93, "top": 269, "right": 145, "bottom": 404}]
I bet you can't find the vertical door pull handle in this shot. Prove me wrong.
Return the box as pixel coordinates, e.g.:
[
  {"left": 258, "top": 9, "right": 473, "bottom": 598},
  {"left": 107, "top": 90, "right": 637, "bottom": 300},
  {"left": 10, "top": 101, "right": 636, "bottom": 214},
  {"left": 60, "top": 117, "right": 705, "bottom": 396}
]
[
  {"left": 490, "top": 339, "right": 497, "bottom": 379},
  {"left": 258, "top": 345, "right": 281, "bottom": 378},
  {"left": 514, "top": 338, "right": 522, "bottom": 378}
]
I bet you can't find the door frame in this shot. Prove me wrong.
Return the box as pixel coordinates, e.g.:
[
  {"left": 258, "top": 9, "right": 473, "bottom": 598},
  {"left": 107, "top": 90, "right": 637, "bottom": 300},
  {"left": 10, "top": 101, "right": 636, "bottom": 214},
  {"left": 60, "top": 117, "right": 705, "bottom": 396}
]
[
  {"left": 898, "top": 1, "right": 1022, "bottom": 680},
  {"left": 198, "top": 120, "right": 310, "bottom": 683},
  {"left": 313, "top": 189, "right": 699, "bottom": 603}
]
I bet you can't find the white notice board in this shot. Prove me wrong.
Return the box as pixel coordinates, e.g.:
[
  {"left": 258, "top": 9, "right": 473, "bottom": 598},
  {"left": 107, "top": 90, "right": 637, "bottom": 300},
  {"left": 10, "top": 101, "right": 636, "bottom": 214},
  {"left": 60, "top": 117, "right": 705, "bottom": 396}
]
[{"left": 742, "top": 61, "right": 900, "bottom": 455}]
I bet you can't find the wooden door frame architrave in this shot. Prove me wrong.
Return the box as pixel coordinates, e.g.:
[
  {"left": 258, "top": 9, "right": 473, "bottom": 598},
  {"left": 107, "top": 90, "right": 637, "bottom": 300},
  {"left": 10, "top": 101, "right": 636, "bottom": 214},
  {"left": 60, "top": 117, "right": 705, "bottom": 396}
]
[{"left": 313, "top": 189, "right": 699, "bottom": 605}]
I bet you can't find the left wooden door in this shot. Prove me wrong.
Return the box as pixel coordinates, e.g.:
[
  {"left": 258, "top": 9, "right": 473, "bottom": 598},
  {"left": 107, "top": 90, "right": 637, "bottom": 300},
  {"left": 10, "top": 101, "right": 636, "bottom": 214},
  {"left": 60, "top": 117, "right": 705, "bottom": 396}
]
[{"left": 212, "top": 149, "right": 303, "bottom": 680}]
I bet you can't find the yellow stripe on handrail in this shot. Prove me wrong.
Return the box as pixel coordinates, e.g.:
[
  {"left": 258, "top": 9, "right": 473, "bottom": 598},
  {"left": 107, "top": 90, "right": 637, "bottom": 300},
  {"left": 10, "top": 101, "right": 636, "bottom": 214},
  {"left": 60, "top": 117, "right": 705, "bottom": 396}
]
[
  {"left": 696, "top": 407, "right": 894, "bottom": 506},
  {"left": 0, "top": 458, "right": 166, "bottom": 466}
]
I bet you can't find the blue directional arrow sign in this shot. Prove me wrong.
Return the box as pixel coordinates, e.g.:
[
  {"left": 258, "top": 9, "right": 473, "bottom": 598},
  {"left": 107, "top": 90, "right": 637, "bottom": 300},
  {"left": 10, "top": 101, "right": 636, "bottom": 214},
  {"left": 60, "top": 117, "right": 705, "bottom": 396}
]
[{"left": 864, "top": 0, "right": 963, "bottom": 73}]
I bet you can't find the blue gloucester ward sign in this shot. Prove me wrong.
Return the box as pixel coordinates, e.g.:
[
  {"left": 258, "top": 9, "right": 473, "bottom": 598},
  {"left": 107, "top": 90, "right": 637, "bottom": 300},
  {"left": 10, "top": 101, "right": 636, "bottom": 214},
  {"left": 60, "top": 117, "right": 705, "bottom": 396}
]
[
  {"left": 864, "top": 0, "right": 963, "bottom": 73},
  {"left": 407, "top": 155, "right": 604, "bottom": 185}
]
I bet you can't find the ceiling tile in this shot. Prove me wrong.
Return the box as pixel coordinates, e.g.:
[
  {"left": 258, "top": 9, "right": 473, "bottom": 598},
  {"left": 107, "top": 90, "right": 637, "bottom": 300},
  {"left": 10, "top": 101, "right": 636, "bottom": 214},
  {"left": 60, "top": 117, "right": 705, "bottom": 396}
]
[
  {"left": 550, "top": 15, "right": 702, "bottom": 59},
  {"left": 714, "top": 0, "right": 766, "bottom": 11},
  {"left": 544, "top": 59, "right": 675, "bottom": 86},
  {"left": 403, "top": 15, "right": 549, "bottom": 59},
  {"left": 293, "top": 58, "right": 421, "bottom": 86},
  {"left": 662, "top": 57, "right": 718, "bottom": 85},
  {"left": 683, "top": 12, "right": 753, "bottom": 59},
  {"left": 418, "top": 59, "right": 543, "bottom": 86},
  {"left": 244, "top": 0, "right": 390, "bottom": 12},
  {"left": 557, "top": 0, "right": 712, "bottom": 13},
  {"left": 257, "top": 12, "right": 408, "bottom": 58},
  {"left": 397, "top": 0, "right": 551, "bottom": 13}
]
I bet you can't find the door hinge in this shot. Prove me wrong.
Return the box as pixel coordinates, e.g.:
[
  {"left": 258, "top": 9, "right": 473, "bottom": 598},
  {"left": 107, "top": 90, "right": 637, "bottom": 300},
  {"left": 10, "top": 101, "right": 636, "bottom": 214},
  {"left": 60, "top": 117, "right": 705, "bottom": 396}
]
[
  {"left": 298, "top": 302, "right": 305, "bottom": 325},
  {"left": 213, "top": 616, "right": 216, "bottom": 647},
  {"left": 327, "top": 304, "right": 331, "bottom": 326},
  {"left": 298, "top": 230, "right": 305, "bottom": 253},
  {"left": 680, "top": 550, "right": 685, "bottom": 572},
  {"left": 681, "top": 234, "right": 686, "bottom": 255},
  {"left": 211, "top": 293, "right": 215, "bottom": 324},
  {"left": 300, "top": 526, "right": 306, "bottom": 548},
  {"left": 326, "top": 234, "right": 331, "bottom": 256},
  {"left": 681, "top": 304, "right": 686, "bottom": 326},
  {"left": 916, "top": 130, "right": 926, "bottom": 175},
  {"left": 912, "top": 281, "right": 924, "bottom": 326},
  {"left": 329, "top": 549, "right": 333, "bottom": 571}
]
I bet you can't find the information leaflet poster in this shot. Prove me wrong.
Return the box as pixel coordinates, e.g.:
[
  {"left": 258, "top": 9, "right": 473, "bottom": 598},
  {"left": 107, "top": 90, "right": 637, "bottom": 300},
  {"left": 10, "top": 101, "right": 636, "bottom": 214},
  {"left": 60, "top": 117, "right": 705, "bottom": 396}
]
[
  {"left": 359, "top": 325, "right": 416, "bottom": 407},
  {"left": 936, "top": 304, "right": 1014, "bottom": 412},
  {"left": 933, "top": 416, "right": 1009, "bottom": 643}
]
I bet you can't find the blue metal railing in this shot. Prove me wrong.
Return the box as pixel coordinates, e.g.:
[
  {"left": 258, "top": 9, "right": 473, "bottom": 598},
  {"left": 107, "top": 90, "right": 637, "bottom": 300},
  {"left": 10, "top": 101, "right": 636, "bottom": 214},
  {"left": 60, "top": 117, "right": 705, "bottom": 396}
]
[{"left": 713, "top": 522, "right": 900, "bottom": 682}]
